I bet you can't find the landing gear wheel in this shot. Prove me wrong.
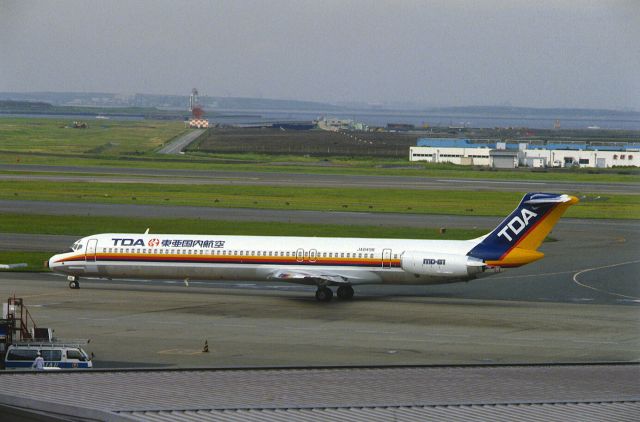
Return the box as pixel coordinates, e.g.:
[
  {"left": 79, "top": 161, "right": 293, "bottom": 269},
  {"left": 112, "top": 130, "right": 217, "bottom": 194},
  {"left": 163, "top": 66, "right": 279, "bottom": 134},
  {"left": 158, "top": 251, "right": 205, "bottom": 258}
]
[
  {"left": 68, "top": 276, "right": 80, "bottom": 289},
  {"left": 336, "top": 285, "right": 354, "bottom": 300},
  {"left": 315, "top": 287, "right": 333, "bottom": 302}
]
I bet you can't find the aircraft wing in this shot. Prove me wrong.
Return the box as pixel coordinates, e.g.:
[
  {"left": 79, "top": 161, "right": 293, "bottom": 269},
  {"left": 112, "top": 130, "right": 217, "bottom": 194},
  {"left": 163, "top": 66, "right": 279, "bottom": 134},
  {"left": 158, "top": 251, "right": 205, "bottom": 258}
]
[{"left": 267, "top": 269, "right": 369, "bottom": 286}]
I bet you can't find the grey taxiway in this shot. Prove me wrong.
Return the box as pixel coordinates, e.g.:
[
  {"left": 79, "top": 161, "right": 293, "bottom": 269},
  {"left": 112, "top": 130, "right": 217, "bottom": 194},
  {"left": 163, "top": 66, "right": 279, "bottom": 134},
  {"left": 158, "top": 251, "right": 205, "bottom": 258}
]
[{"left": 1, "top": 163, "right": 638, "bottom": 194}]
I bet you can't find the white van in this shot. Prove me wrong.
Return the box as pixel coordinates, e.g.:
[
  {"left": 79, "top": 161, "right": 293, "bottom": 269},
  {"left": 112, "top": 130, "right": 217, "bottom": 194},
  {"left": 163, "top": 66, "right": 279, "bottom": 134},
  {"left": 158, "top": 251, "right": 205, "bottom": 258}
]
[{"left": 4, "top": 343, "right": 93, "bottom": 370}]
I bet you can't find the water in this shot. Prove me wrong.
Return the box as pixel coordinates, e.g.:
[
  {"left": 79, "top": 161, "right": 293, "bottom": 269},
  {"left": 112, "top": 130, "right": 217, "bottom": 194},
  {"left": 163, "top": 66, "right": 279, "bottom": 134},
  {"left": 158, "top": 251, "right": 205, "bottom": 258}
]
[
  {"left": 0, "top": 113, "right": 144, "bottom": 121},
  {"left": 209, "top": 109, "right": 640, "bottom": 130}
]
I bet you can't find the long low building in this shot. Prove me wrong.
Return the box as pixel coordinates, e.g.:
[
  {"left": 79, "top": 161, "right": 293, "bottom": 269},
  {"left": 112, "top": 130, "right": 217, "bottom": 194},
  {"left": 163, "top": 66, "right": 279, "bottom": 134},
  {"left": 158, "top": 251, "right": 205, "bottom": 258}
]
[{"left": 410, "top": 138, "right": 640, "bottom": 168}]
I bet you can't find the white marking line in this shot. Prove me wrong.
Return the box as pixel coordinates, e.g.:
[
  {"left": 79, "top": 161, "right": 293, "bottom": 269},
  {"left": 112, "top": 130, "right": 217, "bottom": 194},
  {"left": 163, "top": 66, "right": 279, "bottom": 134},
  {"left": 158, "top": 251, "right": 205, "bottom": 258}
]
[
  {"left": 496, "top": 269, "right": 578, "bottom": 280},
  {"left": 572, "top": 260, "right": 640, "bottom": 300}
]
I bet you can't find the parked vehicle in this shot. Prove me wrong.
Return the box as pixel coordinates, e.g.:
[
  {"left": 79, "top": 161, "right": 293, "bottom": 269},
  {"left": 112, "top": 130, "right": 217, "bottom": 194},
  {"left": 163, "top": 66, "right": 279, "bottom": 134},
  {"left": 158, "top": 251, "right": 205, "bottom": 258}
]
[{"left": 4, "top": 343, "right": 92, "bottom": 370}]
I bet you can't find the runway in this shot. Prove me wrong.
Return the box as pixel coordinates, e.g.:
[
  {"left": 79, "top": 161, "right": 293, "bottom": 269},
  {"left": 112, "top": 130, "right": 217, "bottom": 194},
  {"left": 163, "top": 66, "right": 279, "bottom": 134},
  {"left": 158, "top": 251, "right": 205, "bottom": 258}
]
[
  {"left": 2, "top": 163, "right": 638, "bottom": 193},
  {"left": 156, "top": 129, "right": 205, "bottom": 154}
]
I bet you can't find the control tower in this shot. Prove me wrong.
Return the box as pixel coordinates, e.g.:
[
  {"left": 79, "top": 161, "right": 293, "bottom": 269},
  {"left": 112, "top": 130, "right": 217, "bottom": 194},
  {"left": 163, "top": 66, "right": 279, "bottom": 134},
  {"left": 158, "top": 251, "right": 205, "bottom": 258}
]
[{"left": 187, "top": 88, "right": 208, "bottom": 128}]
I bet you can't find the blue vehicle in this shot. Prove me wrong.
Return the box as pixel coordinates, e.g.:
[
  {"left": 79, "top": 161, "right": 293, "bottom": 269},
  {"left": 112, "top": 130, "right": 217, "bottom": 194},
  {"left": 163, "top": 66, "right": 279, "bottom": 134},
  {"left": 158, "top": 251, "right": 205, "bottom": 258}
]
[{"left": 4, "top": 343, "right": 93, "bottom": 370}]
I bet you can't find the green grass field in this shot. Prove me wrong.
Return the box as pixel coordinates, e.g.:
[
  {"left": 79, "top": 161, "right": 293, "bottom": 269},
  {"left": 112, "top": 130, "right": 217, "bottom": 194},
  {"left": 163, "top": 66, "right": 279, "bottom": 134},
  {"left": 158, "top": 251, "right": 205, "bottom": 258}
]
[
  {"left": 0, "top": 251, "right": 50, "bottom": 272},
  {"left": 1, "top": 180, "right": 638, "bottom": 219},
  {"left": 0, "top": 118, "right": 186, "bottom": 155},
  {"left": 0, "top": 213, "right": 485, "bottom": 239},
  {"left": 1, "top": 118, "right": 638, "bottom": 183}
]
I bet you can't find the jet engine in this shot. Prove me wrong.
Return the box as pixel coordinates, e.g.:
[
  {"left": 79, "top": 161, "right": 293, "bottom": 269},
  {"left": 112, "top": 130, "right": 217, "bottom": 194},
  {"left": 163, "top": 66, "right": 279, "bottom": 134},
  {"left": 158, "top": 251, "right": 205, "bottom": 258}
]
[{"left": 400, "top": 251, "right": 485, "bottom": 278}]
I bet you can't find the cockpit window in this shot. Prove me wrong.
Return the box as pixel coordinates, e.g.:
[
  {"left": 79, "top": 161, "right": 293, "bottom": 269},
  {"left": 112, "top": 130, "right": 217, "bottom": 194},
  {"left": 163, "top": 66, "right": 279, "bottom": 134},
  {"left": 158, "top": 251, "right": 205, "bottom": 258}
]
[{"left": 66, "top": 242, "right": 84, "bottom": 253}]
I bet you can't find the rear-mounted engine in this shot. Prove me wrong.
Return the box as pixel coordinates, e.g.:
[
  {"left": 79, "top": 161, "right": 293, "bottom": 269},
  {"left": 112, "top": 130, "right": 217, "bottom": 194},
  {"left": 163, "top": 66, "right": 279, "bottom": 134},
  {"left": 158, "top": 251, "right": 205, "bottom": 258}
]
[{"left": 400, "top": 251, "right": 485, "bottom": 278}]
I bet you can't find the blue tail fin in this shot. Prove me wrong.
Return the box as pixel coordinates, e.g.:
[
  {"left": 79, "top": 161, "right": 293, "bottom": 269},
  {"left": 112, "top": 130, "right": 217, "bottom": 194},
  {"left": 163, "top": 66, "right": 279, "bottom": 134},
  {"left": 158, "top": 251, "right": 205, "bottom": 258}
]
[{"left": 468, "top": 193, "right": 578, "bottom": 267}]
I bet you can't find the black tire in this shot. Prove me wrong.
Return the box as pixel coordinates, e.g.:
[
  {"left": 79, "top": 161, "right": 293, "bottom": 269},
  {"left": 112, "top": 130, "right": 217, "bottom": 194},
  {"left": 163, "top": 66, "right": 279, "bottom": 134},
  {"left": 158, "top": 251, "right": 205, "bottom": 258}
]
[
  {"left": 337, "top": 285, "right": 354, "bottom": 300},
  {"left": 315, "top": 287, "right": 333, "bottom": 302},
  {"left": 69, "top": 280, "right": 79, "bottom": 289}
]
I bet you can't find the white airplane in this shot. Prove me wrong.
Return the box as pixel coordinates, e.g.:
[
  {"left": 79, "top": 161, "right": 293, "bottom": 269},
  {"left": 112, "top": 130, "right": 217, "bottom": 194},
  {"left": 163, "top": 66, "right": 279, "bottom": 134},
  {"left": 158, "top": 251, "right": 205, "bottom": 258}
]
[{"left": 48, "top": 193, "right": 578, "bottom": 301}]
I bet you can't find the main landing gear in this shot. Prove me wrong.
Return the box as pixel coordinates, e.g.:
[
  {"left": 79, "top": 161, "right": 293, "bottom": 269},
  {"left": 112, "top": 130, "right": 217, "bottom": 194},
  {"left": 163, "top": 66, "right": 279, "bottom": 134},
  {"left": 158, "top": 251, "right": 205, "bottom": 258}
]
[
  {"left": 315, "top": 285, "right": 354, "bottom": 302},
  {"left": 68, "top": 276, "right": 80, "bottom": 289},
  {"left": 336, "top": 285, "right": 354, "bottom": 300}
]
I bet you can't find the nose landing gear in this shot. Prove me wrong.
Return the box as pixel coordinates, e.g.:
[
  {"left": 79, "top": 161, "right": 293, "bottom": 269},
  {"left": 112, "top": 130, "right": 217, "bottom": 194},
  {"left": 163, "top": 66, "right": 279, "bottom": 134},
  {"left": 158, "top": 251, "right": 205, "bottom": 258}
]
[{"left": 68, "top": 276, "right": 80, "bottom": 289}]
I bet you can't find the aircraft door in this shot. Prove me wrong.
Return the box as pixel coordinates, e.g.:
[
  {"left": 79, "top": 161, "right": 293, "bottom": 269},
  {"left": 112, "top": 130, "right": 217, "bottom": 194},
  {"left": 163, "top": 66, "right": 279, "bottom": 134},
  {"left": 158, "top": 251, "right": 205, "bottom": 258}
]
[
  {"left": 309, "top": 249, "right": 317, "bottom": 263},
  {"left": 382, "top": 249, "right": 392, "bottom": 268},
  {"left": 296, "top": 248, "right": 304, "bottom": 263},
  {"left": 85, "top": 239, "right": 98, "bottom": 262}
]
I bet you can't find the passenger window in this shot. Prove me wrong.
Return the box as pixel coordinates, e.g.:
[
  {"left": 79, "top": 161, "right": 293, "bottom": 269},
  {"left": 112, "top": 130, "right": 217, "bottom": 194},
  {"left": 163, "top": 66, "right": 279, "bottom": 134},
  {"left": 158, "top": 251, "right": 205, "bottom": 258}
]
[
  {"left": 125, "top": 248, "right": 129, "bottom": 253},
  {"left": 7, "top": 349, "right": 38, "bottom": 361},
  {"left": 358, "top": 253, "right": 362, "bottom": 258},
  {"left": 341, "top": 253, "right": 344, "bottom": 258},
  {"left": 42, "top": 349, "right": 62, "bottom": 361},
  {"left": 347, "top": 253, "right": 350, "bottom": 258}
]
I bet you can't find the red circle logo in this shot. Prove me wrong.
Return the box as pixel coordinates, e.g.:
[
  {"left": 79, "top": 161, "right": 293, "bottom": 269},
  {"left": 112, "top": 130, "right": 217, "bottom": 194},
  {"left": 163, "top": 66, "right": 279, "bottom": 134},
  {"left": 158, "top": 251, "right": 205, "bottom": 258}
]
[{"left": 148, "top": 238, "right": 160, "bottom": 247}]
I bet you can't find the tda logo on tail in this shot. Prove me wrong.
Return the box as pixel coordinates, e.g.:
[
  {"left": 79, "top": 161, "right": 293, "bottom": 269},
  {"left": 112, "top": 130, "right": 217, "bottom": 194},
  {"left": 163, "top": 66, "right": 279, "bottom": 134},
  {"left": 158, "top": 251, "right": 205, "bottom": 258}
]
[{"left": 496, "top": 208, "right": 537, "bottom": 242}]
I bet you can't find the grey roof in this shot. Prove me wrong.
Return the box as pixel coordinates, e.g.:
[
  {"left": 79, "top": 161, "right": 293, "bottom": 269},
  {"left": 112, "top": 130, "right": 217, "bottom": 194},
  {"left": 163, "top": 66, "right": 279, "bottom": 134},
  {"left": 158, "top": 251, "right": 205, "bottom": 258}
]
[
  {"left": 120, "top": 402, "right": 640, "bottom": 422},
  {"left": 0, "top": 364, "right": 638, "bottom": 421}
]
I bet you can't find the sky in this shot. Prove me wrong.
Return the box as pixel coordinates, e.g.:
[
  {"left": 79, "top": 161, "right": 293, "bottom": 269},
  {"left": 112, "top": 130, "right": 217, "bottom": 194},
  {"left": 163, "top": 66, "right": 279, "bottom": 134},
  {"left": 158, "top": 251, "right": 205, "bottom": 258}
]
[{"left": 1, "top": 0, "right": 639, "bottom": 110}]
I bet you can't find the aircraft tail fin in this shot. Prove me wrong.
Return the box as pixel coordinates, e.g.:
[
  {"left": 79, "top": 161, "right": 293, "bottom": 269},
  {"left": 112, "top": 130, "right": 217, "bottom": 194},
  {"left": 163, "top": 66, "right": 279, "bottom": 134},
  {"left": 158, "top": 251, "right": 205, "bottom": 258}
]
[{"left": 467, "top": 193, "right": 578, "bottom": 267}]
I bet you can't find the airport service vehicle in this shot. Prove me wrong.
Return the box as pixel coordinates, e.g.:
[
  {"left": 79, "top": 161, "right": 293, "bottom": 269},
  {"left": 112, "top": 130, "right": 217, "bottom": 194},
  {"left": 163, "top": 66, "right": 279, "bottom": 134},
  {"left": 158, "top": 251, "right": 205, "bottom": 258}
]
[
  {"left": 48, "top": 193, "right": 578, "bottom": 301},
  {"left": 4, "top": 343, "right": 93, "bottom": 370}
]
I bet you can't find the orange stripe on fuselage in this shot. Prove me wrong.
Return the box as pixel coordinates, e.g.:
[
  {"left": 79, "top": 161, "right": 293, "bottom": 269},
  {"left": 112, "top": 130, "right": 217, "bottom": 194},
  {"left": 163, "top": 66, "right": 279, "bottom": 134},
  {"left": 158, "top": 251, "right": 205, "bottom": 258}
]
[{"left": 56, "top": 253, "right": 401, "bottom": 268}]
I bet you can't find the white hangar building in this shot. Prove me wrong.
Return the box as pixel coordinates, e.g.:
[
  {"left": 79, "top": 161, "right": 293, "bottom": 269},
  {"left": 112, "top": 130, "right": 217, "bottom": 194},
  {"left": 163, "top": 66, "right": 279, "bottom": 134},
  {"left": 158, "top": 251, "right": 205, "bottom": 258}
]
[{"left": 409, "top": 138, "right": 640, "bottom": 168}]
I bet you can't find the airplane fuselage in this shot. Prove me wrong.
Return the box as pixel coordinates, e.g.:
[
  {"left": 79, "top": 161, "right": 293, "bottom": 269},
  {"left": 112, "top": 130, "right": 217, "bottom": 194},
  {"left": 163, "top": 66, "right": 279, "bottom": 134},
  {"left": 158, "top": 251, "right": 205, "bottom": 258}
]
[{"left": 49, "top": 234, "right": 485, "bottom": 286}]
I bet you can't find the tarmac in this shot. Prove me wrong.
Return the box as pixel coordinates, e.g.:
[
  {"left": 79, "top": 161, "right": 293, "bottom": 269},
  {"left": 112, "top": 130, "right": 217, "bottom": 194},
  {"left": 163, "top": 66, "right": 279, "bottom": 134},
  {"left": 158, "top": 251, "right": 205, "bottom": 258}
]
[
  {"left": 0, "top": 169, "right": 638, "bottom": 369},
  {"left": 156, "top": 129, "right": 205, "bottom": 154},
  {"left": 1, "top": 272, "right": 638, "bottom": 369},
  {"left": 1, "top": 163, "right": 638, "bottom": 193}
]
